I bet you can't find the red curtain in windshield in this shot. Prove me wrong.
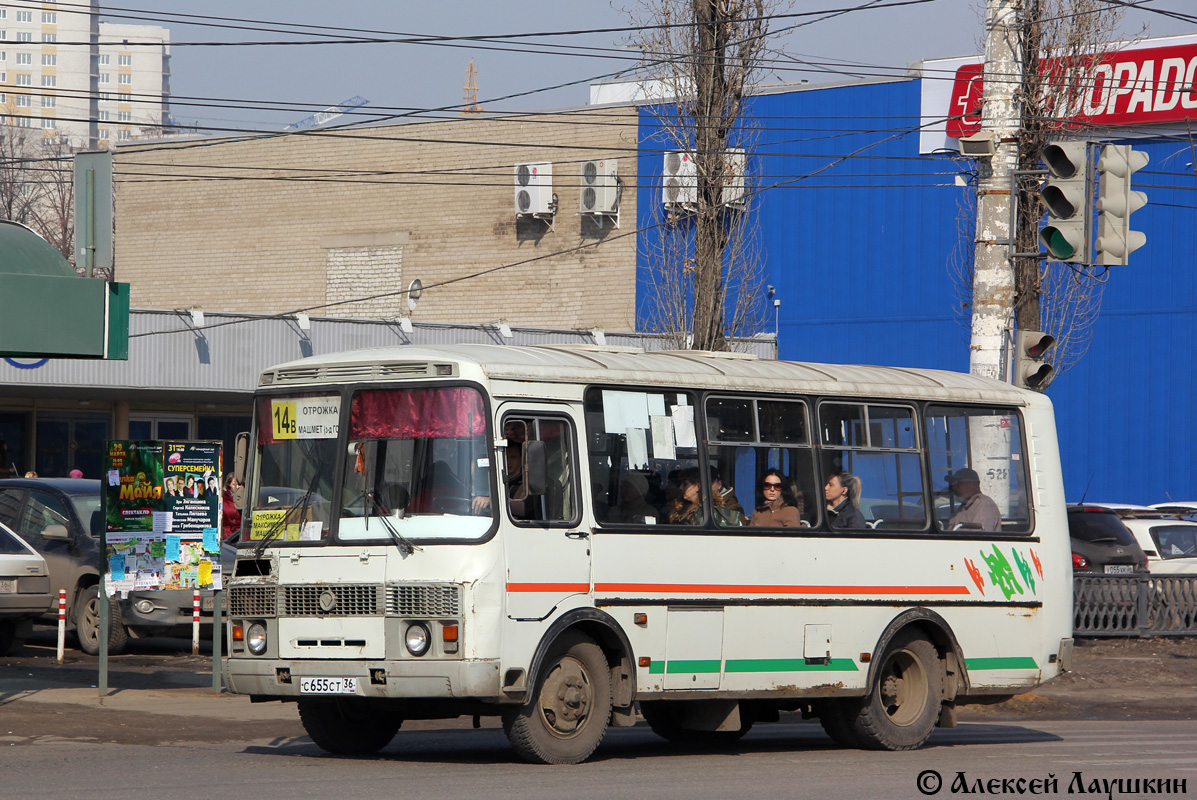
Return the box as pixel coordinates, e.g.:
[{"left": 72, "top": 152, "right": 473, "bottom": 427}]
[{"left": 351, "top": 387, "right": 485, "bottom": 439}]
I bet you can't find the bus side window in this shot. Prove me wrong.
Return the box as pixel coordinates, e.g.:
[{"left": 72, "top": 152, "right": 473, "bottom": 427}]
[{"left": 503, "top": 415, "right": 577, "bottom": 526}]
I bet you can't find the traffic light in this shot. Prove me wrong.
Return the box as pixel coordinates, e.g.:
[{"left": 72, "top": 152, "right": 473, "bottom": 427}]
[
  {"left": 1095, "top": 144, "right": 1148, "bottom": 266},
  {"left": 1011, "top": 330, "right": 1056, "bottom": 390},
  {"left": 1039, "top": 141, "right": 1090, "bottom": 264}
]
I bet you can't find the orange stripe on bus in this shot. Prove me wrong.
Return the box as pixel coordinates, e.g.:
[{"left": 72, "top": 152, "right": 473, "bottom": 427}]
[
  {"left": 592, "top": 583, "right": 971, "bottom": 596},
  {"left": 506, "top": 583, "right": 591, "bottom": 593}
]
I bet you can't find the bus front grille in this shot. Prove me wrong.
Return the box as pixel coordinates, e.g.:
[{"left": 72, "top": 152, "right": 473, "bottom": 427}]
[
  {"left": 283, "top": 585, "right": 382, "bottom": 616},
  {"left": 387, "top": 584, "right": 460, "bottom": 617},
  {"left": 228, "top": 585, "right": 278, "bottom": 617}
]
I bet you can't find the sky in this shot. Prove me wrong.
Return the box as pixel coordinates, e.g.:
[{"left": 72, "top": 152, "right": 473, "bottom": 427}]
[{"left": 105, "top": 0, "right": 1196, "bottom": 132}]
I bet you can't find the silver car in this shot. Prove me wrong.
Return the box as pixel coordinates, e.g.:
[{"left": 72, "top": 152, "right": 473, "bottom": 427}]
[{"left": 0, "top": 520, "right": 53, "bottom": 655}]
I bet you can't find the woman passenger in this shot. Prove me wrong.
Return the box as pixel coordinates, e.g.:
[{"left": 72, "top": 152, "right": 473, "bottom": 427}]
[
  {"left": 667, "top": 467, "right": 704, "bottom": 525},
  {"left": 749, "top": 469, "right": 803, "bottom": 527},
  {"left": 825, "top": 471, "right": 866, "bottom": 530}
]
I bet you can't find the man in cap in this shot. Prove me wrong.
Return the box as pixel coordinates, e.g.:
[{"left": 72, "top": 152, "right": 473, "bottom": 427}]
[
  {"left": 945, "top": 468, "right": 1002, "bottom": 532},
  {"left": 614, "top": 471, "right": 658, "bottom": 524}
]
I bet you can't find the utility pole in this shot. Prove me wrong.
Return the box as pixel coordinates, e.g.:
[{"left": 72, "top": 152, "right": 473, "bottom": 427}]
[{"left": 969, "top": 0, "right": 1025, "bottom": 381}]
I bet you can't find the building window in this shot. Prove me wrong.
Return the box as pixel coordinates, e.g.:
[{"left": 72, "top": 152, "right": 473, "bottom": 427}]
[
  {"left": 119, "top": 54, "right": 131, "bottom": 66},
  {"left": 40, "top": 117, "right": 54, "bottom": 129},
  {"left": 16, "top": 95, "right": 31, "bottom": 106},
  {"left": 16, "top": 73, "right": 31, "bottom": 85},
  {"left": 0, "top": 9, "right": 6, "bottom": 19},
  {"left": 0, "top": 75, "right": 4, "bottom": 84},
  {"left": 118, "top": 73, "right": 131, "bottom": 85},
  {"left": 98, "top": 127, "right": 108, "bottom": 138},
  {"left": 0, "top": 50, "right": 5, "bottom": 60},
  {"left": 41, "top": 95, "right": 54, "bottom": 108},
  {"left": 17, "top": 32, "right": 32, "bottom": 42},
  {"left": 99, "top": 72, "right": 109, "bottom": 84},
  {"left": 16, "top": 10, "right": 33, "bottom": 23},
  {"left": 117, "top": 111, "right": 130, "bottom": 122},
  {"left": 41, "top": 53, "right": 54, "bottom": 66},
  {"left": 41, "top": 12, "right": 57, "bottom": 23},
  {"left": 41, "top": 33, "right": 55, "bottom": 43},
  {"left": 99, "top": 53, "right": 109, "bottom": 65},
  {"left": 118, "top": 92, "right": 130, "bottom": 102},
  {"left": 16, "top": 116, "right": 31, "bottom": 127},
  {"left": 98, "top": 92, "right": 110, "bottom": 100},
  {"left": 0, "top": 31, "right": 6, "bottom": 40},
  {"left": 16, "top": 52, "right": 31, "bottom": 65},
  {"left": 117, "top": 129, "right": 130, "bottom": 141},
  {"left": 41, "top": 75, "right": 54, "bottom": 87}
]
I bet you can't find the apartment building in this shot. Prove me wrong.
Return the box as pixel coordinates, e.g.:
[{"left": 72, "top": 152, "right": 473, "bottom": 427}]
[{"left": 0, "top": 2, "right": 169, "bottom": 147}]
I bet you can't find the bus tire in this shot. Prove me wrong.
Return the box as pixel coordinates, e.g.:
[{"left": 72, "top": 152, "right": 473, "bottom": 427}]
[
  {"left": 75, "top": 585, "right": 128, "bottom": 656},
  {"left": 640, "top": 700, "right": 753, "bottom": 745},
  {"left": 298, "top": 698, "right": 402, "bottom": 755},
  {"left": 851, "top": 630, "right": 943, "bottom": 751},
  {"left": 816, "top": 700, "right": 862, "bottom": 748},
  {"left": 503, "top": 632, "right": 611, "bottom": 764}
]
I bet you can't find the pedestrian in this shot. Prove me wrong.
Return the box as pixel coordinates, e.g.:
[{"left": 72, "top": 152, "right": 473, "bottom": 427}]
[
  {"left": 221, "top": 472, "right": 243, "bottom": 540},
  {"left": 69, "top": 468, "right": 84, "bottom": 479}
]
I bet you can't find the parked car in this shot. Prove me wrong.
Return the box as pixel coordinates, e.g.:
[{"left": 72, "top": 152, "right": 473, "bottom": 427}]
[
  {"left": 0, "top": 478, "right": 231, "bottom": 655},
  {"left": 0, "top": 520, "right": 54, "bottom": 655},
  {"left": 1118, "top": 515, "right": 1197, "bottom": 575},
  {"left": 1149, "top": 502, "right": 1197, "bottom": 520},
  {"left": 1066, "top": 505, "right": 1148, "bottom": 575}
]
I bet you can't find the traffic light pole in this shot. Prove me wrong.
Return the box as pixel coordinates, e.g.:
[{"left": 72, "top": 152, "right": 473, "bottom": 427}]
[{"left": 969, "top": 0, "right": 1026, "bottom": 382}]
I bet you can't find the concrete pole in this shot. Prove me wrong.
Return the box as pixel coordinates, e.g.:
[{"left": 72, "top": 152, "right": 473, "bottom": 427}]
[{"left": 970, "top": 0, "right": 1025, "bottom": 381}]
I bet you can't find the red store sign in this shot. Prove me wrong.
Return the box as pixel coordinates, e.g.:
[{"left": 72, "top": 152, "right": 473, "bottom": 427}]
[{"left": 947, "top": 42, "right": 1197, "bottom": 138}]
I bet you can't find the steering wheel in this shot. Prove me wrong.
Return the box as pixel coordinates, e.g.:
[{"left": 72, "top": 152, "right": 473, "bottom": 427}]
[{"left": 432, "top": 496, "right": 476, "bottom": 515}]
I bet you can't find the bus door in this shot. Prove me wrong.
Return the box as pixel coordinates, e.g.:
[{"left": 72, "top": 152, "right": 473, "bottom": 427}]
[{"left": 498, "top": 405, "right": 591, "bottom": 620}]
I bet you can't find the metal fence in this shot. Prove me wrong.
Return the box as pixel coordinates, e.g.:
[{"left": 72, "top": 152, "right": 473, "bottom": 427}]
[{"left": 1074, "top": 575, "right": 1197, "bottom": 637}]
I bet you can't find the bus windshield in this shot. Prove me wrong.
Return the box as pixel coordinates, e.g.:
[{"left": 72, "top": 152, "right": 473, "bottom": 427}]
[{"left": 337, "top": 386, "right": 493, "bottom": 542}]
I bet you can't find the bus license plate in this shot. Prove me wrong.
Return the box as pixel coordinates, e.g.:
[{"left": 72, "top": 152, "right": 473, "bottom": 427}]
[
  {"left": 299, "top": 677, "right": 359, "bottom": 695},
  {"left": 1104, "top": 565, "right": 1134, "bottom": 575}
]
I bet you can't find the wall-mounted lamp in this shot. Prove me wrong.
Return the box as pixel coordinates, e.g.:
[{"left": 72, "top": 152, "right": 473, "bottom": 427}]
[
  {"left": 189, "top": 308, "right": 205, "bottom": 327},
  {"left": 592, "top": 329, "right": 606, "bottom": 345},
  {"left": 296, "top": 313, "right": 311, "bottom": 331},
  {"left": 497, "top": 323, "right": 513, "bottom": 339},
  {"left": 399, "top": 317, "right": 414, "bottom": 334}
]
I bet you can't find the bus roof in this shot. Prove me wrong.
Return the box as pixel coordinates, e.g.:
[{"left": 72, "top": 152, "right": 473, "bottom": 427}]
[{"left": 260, "top": 344, "right": 1040, "bottom": 405}]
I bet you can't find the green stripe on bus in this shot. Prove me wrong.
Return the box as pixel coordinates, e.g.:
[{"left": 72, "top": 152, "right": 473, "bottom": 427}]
[
  {"left": 965, "top": 657, "right": 1039, "bottom": 670},
  {"left": 648, "top": 661, "right": 665, "bottom": 674},
  {"left": 664, "top": 659, "right": 722, "bottom": 674},
  {"left": 725, "top": 658, "right": 859, "bottom": 673}
]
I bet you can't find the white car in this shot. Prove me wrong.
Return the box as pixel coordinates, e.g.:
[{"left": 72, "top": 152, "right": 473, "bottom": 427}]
[
  {"left": 1119, "top": 516, "right": 1197, "bottom": 575},
  {"left": 0, "top": 520, "right": 53, "bottom": 654},
  {"left": 1149, "top": 502, "right": 1197, "bottom": 519}
]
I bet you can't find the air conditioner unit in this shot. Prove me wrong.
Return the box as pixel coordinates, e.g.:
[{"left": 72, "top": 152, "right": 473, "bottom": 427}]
[
  {"left": 662, "top": 150, "right": 697, "bottom": 207},
  {"left": 579, "top": 158, "right": 619, "bottom": 214},
  {"left": 514, "top": 162, "right": 553, "bottom": 216},
  {"left": 723, "top": 147, "right": 747, "bottom": 208}
]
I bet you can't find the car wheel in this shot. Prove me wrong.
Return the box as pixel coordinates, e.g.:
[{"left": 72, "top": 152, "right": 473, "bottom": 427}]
[{"left": 74, "top": 585, "right": 129, "bottom": 656}]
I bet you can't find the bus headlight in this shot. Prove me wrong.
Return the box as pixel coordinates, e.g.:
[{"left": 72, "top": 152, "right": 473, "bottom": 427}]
[
  {"left": 405, "top": 623, "right": 430, "bottom": 656},
  {"left": 247, "top": 622, "right": 268, "bottom": 655}
]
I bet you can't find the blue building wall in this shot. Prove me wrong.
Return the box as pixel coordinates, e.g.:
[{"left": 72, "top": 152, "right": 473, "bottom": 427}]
[{"left": 636, "top": 79, "right": 1195, "bottom": 505}]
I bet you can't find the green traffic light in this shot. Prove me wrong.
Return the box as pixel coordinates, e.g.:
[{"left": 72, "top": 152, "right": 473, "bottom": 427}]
[{"left": 1040, "top": 226, "right": 1076, "bottom": 260}]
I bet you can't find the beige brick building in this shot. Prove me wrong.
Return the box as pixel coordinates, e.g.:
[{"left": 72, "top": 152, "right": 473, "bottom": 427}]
[{"left": 112, "top": 107, "right": 640, "bottom": 331}]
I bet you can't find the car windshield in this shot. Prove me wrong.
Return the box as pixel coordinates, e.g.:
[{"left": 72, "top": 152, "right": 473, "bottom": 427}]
[
  {"left": 338, "top": 386, "right": 493, "bottom": 542},
  {"left": 1068, "top": 511, "right": 1138, "bottom": 545},
  {"left": 246, "top": 394, "right": 341, "bottom": 545},
  {"left": 1149, "top": 525, "right": 1197, "bottom": 559},
  {"left": 67, "top": 493, "right": 102, "bottom": 537}
]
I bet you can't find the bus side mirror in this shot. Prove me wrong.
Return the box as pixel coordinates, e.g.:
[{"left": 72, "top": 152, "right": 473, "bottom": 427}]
[
  {"left": 234, "top": 431, "right": 249, "bottom": 502},
  {"left": 523, "top": 440, "right": 547, "bottom": 496}
]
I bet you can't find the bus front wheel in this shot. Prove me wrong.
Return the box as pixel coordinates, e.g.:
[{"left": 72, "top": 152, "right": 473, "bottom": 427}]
[
  {"left": 851, "top": 630, "right": 943, "bottom": 751},
  {"left": 503, "top": 632, "right": 612, "bottom": 764},
  {"left": 298, "top": 698, "right": 402, "bottom": 755}
]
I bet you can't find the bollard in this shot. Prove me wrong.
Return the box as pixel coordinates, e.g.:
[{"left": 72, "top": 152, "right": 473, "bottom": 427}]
[
  {"left": 192, "top": 589, "right": 200, "bottom": 655},
  {"left": 56, "top": 588, "right": 66, "bottom": 664}
]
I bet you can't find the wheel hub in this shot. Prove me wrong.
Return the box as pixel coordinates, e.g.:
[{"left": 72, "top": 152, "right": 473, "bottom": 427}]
[{"left": 539, "top": 657, "right": 592, "bottom": 734}]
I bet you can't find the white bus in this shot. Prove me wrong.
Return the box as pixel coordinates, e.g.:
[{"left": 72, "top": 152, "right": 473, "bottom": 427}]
[{"left": 224, "top": 344, "right": 1073, "bottom": 764}]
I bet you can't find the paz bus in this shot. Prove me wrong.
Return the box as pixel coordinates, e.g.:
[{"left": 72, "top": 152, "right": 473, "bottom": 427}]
[{"left": 224, "top": 344, "right": 1072, "bottom": 764}]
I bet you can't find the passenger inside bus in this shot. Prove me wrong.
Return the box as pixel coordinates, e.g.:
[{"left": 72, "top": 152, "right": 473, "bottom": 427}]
[
  {"left": 825, "top": 471, "right": 866, "bottom": 530},
  {"left": 613, "top": 471, "right": 657, "bottom": 524},
  {"left": 666, "top": 467, "right": 704, "bottom": 525},
  {"left": 711, "top": 467, "right": 746, "bottom": 526},
  {"left": 749, "top": 469, "right": 805, "bottom": 527}
]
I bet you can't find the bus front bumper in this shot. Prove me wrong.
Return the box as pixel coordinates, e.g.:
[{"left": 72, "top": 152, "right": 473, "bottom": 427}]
[{"left": 224, "top": 656, "right": 502, "bottom": 701}]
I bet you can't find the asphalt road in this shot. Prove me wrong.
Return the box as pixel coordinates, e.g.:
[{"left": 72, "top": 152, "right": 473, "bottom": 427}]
[{"left": 4, "top": 718, "right": 1197, "bottom": 800}]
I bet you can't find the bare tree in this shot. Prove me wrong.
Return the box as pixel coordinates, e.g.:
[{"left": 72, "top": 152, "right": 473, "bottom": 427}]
[
  {"left": 1013, "top": 0, "right": 1134, "bottom": 381},
  {"left": 28, "top": 138, "right": 75, "bottom": 265},
  {"left": 0, "top": 123, "right": 43, "bottom": 226},
  {"left": 629, "top": 0, "right": 778, "bottom": 351}
]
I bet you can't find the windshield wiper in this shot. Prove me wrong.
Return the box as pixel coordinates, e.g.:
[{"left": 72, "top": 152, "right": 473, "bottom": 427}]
[
  {"left": 363, "top": 491, "right": 421, "bottom": 556},
  {"left": 252, "top": 447, "right": 325, "bottom": 559}
]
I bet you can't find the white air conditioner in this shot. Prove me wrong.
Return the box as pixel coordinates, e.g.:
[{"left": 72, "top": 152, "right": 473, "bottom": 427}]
[
  {"left": 579, "top": 158, "right": 619, "bottom": 214},
  {"left": 662, "top": 150, "right": 697, "bottom": 207},
  {"left": 514, "top": 162, "right": 553, "bottom": 216},
  {"left": 723, "top": 147, "right": 747, "bottom": 208}
]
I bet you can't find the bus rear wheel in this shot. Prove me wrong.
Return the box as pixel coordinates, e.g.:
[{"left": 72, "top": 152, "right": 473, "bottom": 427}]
[
  {"left": 816, "top": 700, "right": 862, "bottom": 748},
  {"left": 503, "top": 632, "right": 611, "bottom": 764},
  {"left": 298, "top": 698, "right": 402, "bottom": 755},
  {"left": 851, "top": 631, "right": 943, "bottom": 751}
]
